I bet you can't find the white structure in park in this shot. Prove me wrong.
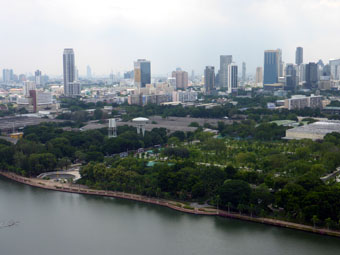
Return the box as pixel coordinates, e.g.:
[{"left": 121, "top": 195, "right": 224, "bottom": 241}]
[
  {"left": 108, "top": 118, "right": 117, "bottom": 138},
  {"left": 132, "top": 117, "right": 149, "bottom": 136}
]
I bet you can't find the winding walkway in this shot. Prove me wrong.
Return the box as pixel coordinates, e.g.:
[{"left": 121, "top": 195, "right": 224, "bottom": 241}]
[{"left": 1, "top": 171, "right": 340, "bottom": 238}]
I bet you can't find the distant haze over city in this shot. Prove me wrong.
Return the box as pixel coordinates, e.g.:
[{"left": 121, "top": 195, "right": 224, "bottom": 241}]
[{"left": 1, "top": 0, "right": 340, "bottom": 76}]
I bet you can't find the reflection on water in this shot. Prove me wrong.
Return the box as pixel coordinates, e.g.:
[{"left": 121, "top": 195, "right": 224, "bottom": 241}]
[{"left": 0, "top": 176, "right": 340, "bottom": 255}]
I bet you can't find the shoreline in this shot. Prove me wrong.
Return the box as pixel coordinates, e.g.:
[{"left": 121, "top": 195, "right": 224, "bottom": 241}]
[{"left": 1, "top": 171, "right": 340, "bottom": 238}]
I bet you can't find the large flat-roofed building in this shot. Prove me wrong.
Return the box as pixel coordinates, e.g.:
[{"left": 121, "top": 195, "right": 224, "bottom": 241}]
[{"left": 285, "top": 120, "right": 340, "bottom": 140}]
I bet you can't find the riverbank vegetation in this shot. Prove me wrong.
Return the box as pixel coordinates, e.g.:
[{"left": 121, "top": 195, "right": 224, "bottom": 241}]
[{"left": 1, "top": 121, "right": 340, "bottom": 231}]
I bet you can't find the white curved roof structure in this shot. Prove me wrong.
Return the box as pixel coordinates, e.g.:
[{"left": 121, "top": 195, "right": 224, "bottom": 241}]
[{"left": 132, "top": 117, "right": 149, "bottom": 122}]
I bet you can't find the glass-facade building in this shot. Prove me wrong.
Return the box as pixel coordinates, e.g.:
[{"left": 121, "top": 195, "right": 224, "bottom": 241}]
[
  {"left": 134, "top": 59, "right": 151, "bottom": 88},
  {"left": 263, "top": 50, "right": 279, "bottom": 85}
]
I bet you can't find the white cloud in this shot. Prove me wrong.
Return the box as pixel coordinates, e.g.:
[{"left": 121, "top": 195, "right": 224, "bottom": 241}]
[{"left": 0, "top": 0, "right": 340, "bottom": 75}]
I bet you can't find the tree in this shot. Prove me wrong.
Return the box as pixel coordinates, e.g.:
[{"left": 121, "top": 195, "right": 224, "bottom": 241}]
[
  {"left": 312, "top": 215, "right": 319, "bottom": 228},
  {"left": 218, "top": 180, "right": 252, "bottom": 208}
]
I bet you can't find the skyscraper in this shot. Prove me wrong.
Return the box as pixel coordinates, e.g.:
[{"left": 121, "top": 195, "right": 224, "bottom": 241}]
[
  {"left": 242, "top": 62, "right": 246, "bottom": 83},
  {"left": 285, "top": 64, "right": 298, "bottom": 91},
  {"left": 228, "top": 63, "right": 238, "bottom": 93},
  {"left": 219, "top": 55, "right": 232, "bottom": 89},
  {"left": 263, "top": 50, "right": 280, "bottom": 84},
  {"left": 329, "top": 59, "right": 340, "bottom": 80},
  {"left": 256, "top": 67, "right": 263, "bottom": 84},
  {"left": 2, "top": 69, "right": 13, "bottom": 83},
  {"left": 134, "top": 59, "right": 151, "bottom": 89},
  {"left": 35, "top": 70, "right": 42, "bottom": 86},
  {"left": 305, "top": 62, "right": 318, "bottom": 89},
  {"left": 172, "top": 69, "right": 188, "bottom": 90},
  {"left": 63, "top": 48, "right": 77, "bottom": 96},
  {"left": 87, "top": 65, "right": 92, "bottom": 79},
  {"left": 204, "top": 66, "right": 215, "bottom": 95},
  {"left": 295, "top": 47, "right": 303, "bottom": 66}
]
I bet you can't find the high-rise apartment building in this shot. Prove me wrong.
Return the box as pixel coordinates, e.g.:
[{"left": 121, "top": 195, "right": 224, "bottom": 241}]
[
  {"left": 295, "top": 47, "right": 303, "bottom": 66},
  {"left": 263, "top": 50, "right": 280, "bottom": 84},
  {"left": 256, "top": 67, "right": 263, "bottom": 84},
  {"left": 228, "top": 63, "right": 238, "bottom": 93},
  {"left": 63, "top": 48, "right": 79, "bottom": 96},
  {"left": 204, "top": 66, "right": 215, "bottom": 95},
  {"left": 134, "top": 59, "right": 151, "bottom": 89},
  {"left": 305, "top": 62, "right": 318, "bottom": 89},
  {"left": 35, "top": 70, "right": 42, "bottom": 86},
  {"left": 219, "top": 55, "right": 232, "bottom": 89},
  {"left": 172, "top": 69, "right": 188, "bottom": 90}
]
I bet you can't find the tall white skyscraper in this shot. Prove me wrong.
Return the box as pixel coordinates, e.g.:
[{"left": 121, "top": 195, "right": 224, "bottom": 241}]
[
  {"left": 219, "top": 55, "right": 232, "bottom": 89},
  {"left": 228, "top": 63, "right": 238, "bottom": 93},
  {"left": 63, "top": 48, "right": 80, "bottom": 96}
]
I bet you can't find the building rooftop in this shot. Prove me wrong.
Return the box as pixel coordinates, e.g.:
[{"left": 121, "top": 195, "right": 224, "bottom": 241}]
[{"left": 285, "top": 120, "right": 340, "bottom": 140}]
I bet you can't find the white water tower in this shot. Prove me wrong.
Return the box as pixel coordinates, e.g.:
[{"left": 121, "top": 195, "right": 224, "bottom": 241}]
[
  {"left": 108, "top": 118, "right": 117, "bottom": 138},
  {"left": 132, "top": 117, "right": 149, "bottom": 136}
]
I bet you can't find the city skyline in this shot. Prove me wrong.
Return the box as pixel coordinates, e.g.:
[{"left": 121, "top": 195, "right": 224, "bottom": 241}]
[{"left": 1, "top": 0, "right": 340, "bottom": 76}]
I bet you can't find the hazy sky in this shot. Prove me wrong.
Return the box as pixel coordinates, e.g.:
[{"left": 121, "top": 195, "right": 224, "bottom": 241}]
[{"left": 1, "top": 0, "right": 340, "bottom": 76}]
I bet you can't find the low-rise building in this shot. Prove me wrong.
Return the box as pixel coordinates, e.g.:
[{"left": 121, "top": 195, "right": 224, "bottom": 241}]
[
  {"left": 285, "top": 120, "right": 340, "bottom": 140},
  {"left": 284, "top": 95, "right": 323, "bottom": 110}
]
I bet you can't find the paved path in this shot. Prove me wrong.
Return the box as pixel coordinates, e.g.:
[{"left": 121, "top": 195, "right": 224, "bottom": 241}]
[{"left": 1, "top": 171, "right": 340, "bottom": 239}]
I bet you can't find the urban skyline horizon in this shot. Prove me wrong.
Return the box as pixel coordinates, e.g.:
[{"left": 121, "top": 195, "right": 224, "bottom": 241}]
[{"left": 1, "top": 45, "right": 339, "bottom": 78}]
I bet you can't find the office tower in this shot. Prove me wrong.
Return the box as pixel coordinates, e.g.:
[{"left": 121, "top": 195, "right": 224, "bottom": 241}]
[
  {"left": 263, "top": 50, "right": 280, "bottom": 84},
  {"left": 323, "top": 64, "right": 331, "bottom": 76},
  {"left": 305, "top": 62, "right": 318, "bottom": 89},
  {"left": 295, "top": 47, "right": 303, "bottom": 65},
  {"left": 228, "top": 63, "right": 238, "bottom": 93},
  {"left": 242, "top": 62, "right": 246, "bottom": 83},
  {"left": 285, "top": 64, "right": 298, "bottom": 91},
  {"left": 87, "top": 65, "right": 92, "bottom": 79},
  {"left": 278, "top": 49, "right": 283, "bottom": 77},
  {"left": 219, "top": 55, "right": 232, "bottom": 89},
  {"left": 2, "top": 69, "right": 13, "bottom": 83},
  {"left": 256, "top": 67, "right": 263, "bottom": 84},
  {"left": 63, "top": 48, "right": 76, "bottom": 96},
  {"left": 134, "top": 59, "right": 151, "bottom": 89},
  {"left": 23, "top": 81, "right": 36, "bottom": 96},
  {"left": 172, "top": 70, "right": 188, "bottom": 90},
  {"left": 35, "top": 70, "right": 42, "bottom": 86},
  {"left": 329, "top": 59, "right": 340, "bottom": 80},
  {"left": 204, "top": 66, "right": 215, "bottom": 95},
  {"left": 299, "top": 64, "right": 306, "bottom": 83},
  {"left": 191, "top": 70, "right": 195, "bottom": 81}
]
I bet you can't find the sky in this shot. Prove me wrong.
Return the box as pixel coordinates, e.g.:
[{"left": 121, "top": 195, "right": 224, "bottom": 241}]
[{"left": 1, "top": 0, "right": 340, "bottom": 77}]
